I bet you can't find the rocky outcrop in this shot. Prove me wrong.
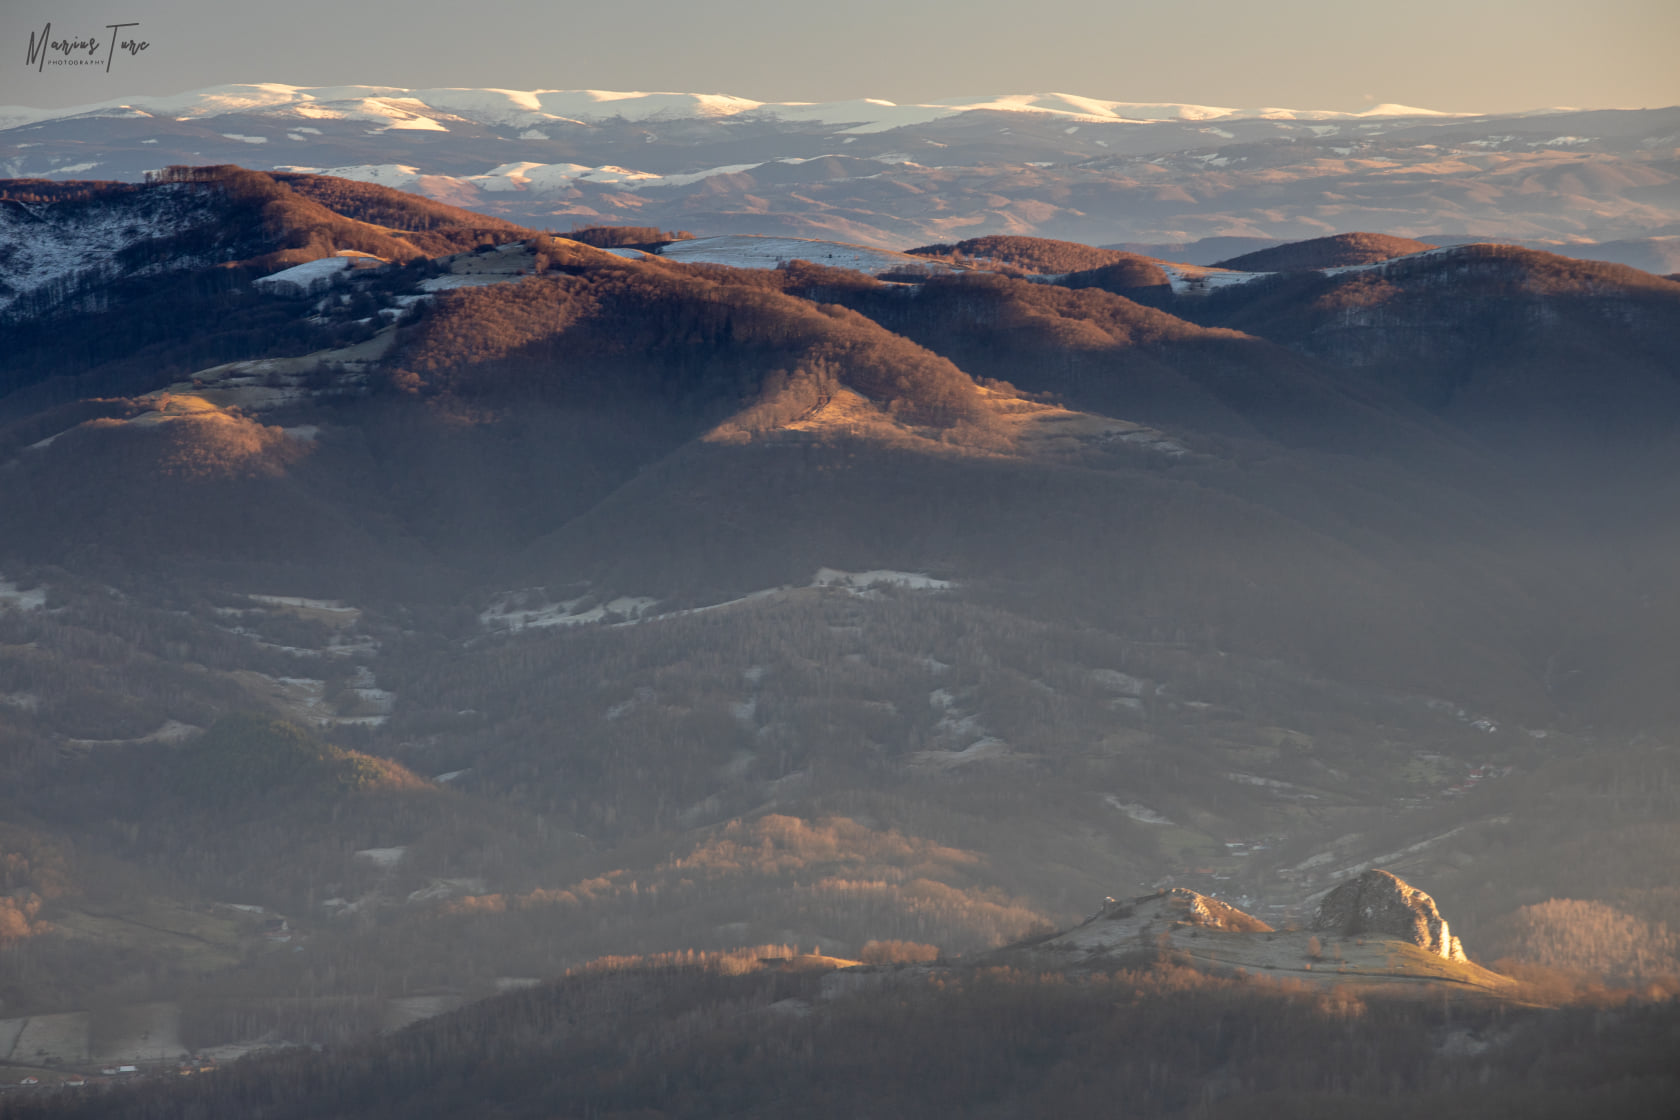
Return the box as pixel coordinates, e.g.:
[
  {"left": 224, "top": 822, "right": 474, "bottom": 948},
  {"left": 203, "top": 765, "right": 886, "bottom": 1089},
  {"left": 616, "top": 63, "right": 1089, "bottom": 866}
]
[
  {"left": 1313, "top": 870, "right": 1466, "bottom": 961},
  {"left": 1038, "top": 889, "right": 1273, "bottom": 956},
  {"left": 1155, "top": 888, "right": 1274, "bottom": 933}
]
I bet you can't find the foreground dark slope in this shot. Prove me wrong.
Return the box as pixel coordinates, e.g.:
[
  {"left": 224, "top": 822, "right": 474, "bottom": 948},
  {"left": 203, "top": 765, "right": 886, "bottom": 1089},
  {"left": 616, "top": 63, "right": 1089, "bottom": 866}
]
[
  {"left": 2, "top": 190, "right": 1680, "bottom": 1063},
  {"left": 8, "top": 961, "right": 1679, "bottom": 1120}
]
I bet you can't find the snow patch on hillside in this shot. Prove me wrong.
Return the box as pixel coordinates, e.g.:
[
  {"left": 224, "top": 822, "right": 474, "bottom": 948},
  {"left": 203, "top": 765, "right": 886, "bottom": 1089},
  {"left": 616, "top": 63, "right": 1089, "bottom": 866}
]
[
  {"left": 477, "top": 570, "right": 954, "bottom": 636},
  {"left": 1159, "top": 263, "right": 1274, "bottom": 295},
  {"left": 274, "top": 163, "right": 423, "bottom": 190},
  {"left": 231, "top": 671, "right": 392, "bottom": 727},
  {"left": 417, "top": 272, "right": 514, "bottom": 291},
  {"left": 814, "top": 568, "right": 955, "bottom": 591},
  {"left": 381, "top": 114, "right": 449, "bottom": 132},
  {"left": 0, "top": 184, "right": 223, "bottom": 316},
  {"left": 910, "top": 737, "right": 1014, "bottom": 770},
  {"left": 246, "top": 594, "right": 360, "bottom": 618},
  {"left": 253, "top": 255, "right": 355, "bottom": 294},
  {"left": 480, "top": 591, "right": 659, "bottom": 631},
  {"left": 0, "top": 577, "right": 46, "bottom": 612},
  {"left": 1319, "top": 245, "right": 1462, "bottom": 277},
  {"left": 1104, "top": 796, "right": 1175, "bottom": 825}
]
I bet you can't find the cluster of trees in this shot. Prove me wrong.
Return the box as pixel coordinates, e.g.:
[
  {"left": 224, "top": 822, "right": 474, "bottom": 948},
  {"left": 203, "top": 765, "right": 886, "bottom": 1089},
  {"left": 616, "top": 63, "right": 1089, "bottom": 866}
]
[
  {"left": 170, "top": 713, "right": 425, "bottom": 807},
  {"left": 9, "top": 961, "right": 1680, "bottom": 1119},
  {"left": 1487, "top": 899, "right": 1679, "bottom": 982},
  {"left": 564, "top": 225, "right": 694, "bottom": 248},
  {"left": 269, "top": 172, "right": 527, "bottom": 238},
  {"left": 146, "top": 167, "right": 532, "bottom": 263},
  {"left": 0, "top": 824, "right": 69, "bottom": 942},
  {"left": 0, "top": 180, "right": 144, "bottom": 205},
  {"left": 906, "top": 235, "right": 1137, "bottom": 275}
]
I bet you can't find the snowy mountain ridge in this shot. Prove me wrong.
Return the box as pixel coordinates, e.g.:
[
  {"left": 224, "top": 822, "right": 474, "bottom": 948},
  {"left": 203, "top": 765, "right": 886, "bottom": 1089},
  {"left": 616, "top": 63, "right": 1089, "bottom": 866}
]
[
  {"left": 0, "top": 83, "right": 1484, "bottom": 135},
  {"left": 3, "top": 86, "right": 1674, "bottom": 262}
]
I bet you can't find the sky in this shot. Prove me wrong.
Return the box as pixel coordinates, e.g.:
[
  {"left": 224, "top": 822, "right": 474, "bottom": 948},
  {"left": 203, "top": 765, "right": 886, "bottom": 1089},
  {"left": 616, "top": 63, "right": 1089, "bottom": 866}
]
[{"left": 2, "top": 0, "right": 1676, "bottom": 113}]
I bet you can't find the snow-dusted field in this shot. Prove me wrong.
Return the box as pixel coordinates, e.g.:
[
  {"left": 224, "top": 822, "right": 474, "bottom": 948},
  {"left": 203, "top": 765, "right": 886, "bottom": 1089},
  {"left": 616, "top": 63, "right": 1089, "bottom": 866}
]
[
  {"left": 4, "top": 1011, "right": 90, "bottom": 1063},
  {"left": 270, "top": 162, "right": 423, "bottom": 190},
  {"left": 480, "top": 592, "right": 660, "bottom": 632},
  {"left": 252, "top": 254, "right": 367, "bottom": 295},
  {"left": 910, "top": 736, "right": 1015, "bottom": 771},
  {"left": 1104, "top": 796, "right": 1175, "bottom": 825},
  {"left": 1158, "top": 262, "right": 1274, "bottom": 295},
  {"left": 245, "top": 595, "right": 363, "bottom": 630},
  {"left": 478, "top": 569, "right": 956, "bottom": 637},
  {"left": 417, "top": 272, "right": 516, "bottom": 291},
  {"left": 354, "top": 847, "right": 408, "bottom": 868},
  {"left": 812, "top": 568, "right": 955, "bottom": 591},
  {"left": 229, "top": 670, "right": 393, "bottom": 728}
]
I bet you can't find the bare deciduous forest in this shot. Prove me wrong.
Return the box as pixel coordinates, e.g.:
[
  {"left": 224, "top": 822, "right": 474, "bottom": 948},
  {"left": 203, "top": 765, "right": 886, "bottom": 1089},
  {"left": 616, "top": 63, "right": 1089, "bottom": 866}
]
[{"left": 0, "top": 168, "right": 1678, "bottom": 1114}]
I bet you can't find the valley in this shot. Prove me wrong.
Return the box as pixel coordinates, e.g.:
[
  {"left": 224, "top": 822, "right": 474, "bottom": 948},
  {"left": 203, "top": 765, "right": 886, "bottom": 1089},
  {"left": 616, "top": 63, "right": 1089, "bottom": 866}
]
[{"left": 0, "top": 163, "right": 1677, "bottom": 1112}]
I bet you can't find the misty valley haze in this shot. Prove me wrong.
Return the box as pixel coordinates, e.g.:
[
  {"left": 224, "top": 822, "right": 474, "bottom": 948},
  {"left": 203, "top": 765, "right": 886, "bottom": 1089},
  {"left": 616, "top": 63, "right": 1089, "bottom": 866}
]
[{"left": 0, "top": 73, "right": 1677, "bottom": 1117}]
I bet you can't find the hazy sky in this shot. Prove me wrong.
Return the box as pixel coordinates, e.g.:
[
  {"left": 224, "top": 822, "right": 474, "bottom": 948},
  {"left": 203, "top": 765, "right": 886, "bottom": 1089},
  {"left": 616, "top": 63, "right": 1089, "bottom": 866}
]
[{"left": 3, "top": 0, "right": 1676, "bottom": 112}]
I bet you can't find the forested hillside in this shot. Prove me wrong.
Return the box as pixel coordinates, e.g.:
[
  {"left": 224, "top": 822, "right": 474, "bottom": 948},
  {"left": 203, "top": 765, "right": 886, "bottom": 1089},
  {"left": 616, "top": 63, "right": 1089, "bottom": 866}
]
[{"left": 0, "top": 177, "right": 1677, "bottom": 1106}]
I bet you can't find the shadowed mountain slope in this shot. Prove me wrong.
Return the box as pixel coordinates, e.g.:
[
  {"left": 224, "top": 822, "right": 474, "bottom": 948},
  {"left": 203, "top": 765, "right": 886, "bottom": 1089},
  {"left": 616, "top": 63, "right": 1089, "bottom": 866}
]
[
  {"left": 1189, "top": 245, "right": 1680, "bottom": 446},
  {"left": 10, "top": 903, "right": 1676, "bottom": 1120},
  {"left": 1213, "top": 232, "right": 1439, "bottom": 272},
  {"left": 782, "top": 265, "right": 1463, "bottom": 456},
  {"left": 0, "top": 168, "right": 540, "bottom": 408}
]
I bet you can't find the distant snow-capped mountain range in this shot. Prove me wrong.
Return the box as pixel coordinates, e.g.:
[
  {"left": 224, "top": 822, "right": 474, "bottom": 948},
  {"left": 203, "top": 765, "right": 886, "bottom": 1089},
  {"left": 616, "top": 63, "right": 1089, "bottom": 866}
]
[
  {"left": 3, "top": 84, "right": 1677, "bottom": 264},
  {"left": 0, "top": 83, "right": 1481, "bottom": 134}
]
